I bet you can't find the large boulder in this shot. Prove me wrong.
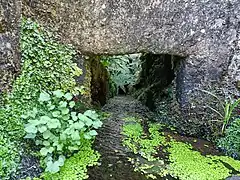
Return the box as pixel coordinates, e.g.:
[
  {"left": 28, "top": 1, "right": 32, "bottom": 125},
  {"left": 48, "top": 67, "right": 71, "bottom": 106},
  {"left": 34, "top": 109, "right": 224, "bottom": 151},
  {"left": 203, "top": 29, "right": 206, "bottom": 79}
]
[
  {"left": 0, "top": 0, "right": 21, "bottom": 94},
  {"left": 22, "top": 0, "right": 240, "bottom": 138}
]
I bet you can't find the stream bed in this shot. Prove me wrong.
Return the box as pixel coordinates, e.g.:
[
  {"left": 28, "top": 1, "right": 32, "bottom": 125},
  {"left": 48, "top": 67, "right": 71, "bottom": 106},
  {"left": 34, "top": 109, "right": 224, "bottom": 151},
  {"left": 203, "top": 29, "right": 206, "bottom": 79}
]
[{"left": 88, "top": 96, "right": 240, "bottom": 180}]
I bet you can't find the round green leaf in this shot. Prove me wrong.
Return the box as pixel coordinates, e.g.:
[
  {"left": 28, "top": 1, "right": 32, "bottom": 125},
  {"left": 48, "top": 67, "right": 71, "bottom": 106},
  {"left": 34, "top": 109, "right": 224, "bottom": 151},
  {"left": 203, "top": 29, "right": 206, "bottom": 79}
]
[
  {"left": 69, "top": 101, "right": 75, "bottom": 108},
  {"left": 74, "top": 121, "right": 85, "bottom": 129},
  {"left": 39, "top": 92, "right": 51, "bottom": 102},
  {"left": 89, "top": 130, "right": 98, "bottom": 136},
  {"left": 64, "top": 93, "right": 73, "bottom": 100},
  {"left": 43, "top": 130, "right": 52, "bottom": 139},
  {"left": 61, "top": 108, "right": 69, "bottom": 115},
  {"left": 40, "top": 147, "right": 49, "bottom": 156},
  {"left": 25, "top": 124, "right": 38, "bottom": 134},
  {"left": 38, "top": 126, "right": 47, "bottom": 133},
  {"left": 40, "top": 116, "right": 51, "bottom": 124},
  {"left": 53, "top": 90, "right": 64, "bottom": 98},
  {"left": 52, "top": 111, "right": 61, "bottom": 117}
]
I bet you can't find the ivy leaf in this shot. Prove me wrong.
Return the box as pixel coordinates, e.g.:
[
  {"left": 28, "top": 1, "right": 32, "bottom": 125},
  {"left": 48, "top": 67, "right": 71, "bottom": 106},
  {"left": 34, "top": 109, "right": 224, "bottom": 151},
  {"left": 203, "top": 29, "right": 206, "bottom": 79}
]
[
  {"left": 46, "top": 161, "right": 60, "bottom": 173},
  {"left": 29, "top": 108, "right": 38, "bottom": 118},
  {"left": 84, "top": 133, "right": 92, "bottom": 140},
  {"left": 62, "top": 114, "right": 70, "bottom": 121},
  {"left": 40, "top": 147, "right": 49, "bottom": 156},
  {"left": 85, "top": 118, "right": 93, "bottom": 126},
  {"left": 64, "top": 93, "right": 73, "bottom": 100},
  {"left": 25, "top": 124, "right": 38, "bottom": 134},
  {"left": 28, "top": 120, "right": 41, "bottom": 126},
  {"left": 43, "top": 141, "right": 50, "bottom": 146},
  {"left": 43, "top": 130, "right": 52, "bottom": 139},
  {"left": 57, "top": 155, "right": 65, "bottom": 166},
  {"left": 39, "top": 92, "right": 51, "bottom": 102},
  {"left": 21, "top": 114, "right": 29, "bottom": 119},
  {"left": 59, "top": 101, "right": 67, "bottom": 108},
  {"left": 60, "top": 133, "right": 67, "bottom": 141},
  {"left": 48, "top": 104, "right": 55, "bottom": 111},
  {"left": 92, "top": 120, "right": 103, "bottom": 129},
  {"left": 78, "top": 113, "right": 93, "bottom": 126},
  {"left": 57, "top": 144, "right": 63, "bottom": 151},
  {"left": 48, "top": 147, "right": 55, "bottom": 153},
  {"left": 71, "top": 130, "right": 80, "bottom": 141},
  {"left": 52, "top": 111, "right": 61, "bottom": 117},
  {"left": 84, "top": 110, "right": 99, "bottom": 120},
  {"left": 69, "top": 101, "right": 75, "bottom": 108},
  {"left": 53, "top": 90, "right": 64, "bottom": 98},
  {"left": 68, "top": 146, "right": 79, "bottom": 151},
  {"left": 47, "top": 119, "right": 60, "bottom": 129},
  {"left": 61, "top": 108, "right": 69, "bottom": 115},
  {"left": 71, "top": 112, "right": 78, "bottom": 121},
  {"left": 40, "top": 116, "right": 51, "bottom": 124},
  {"left": 88, "top": 130, "right": 98, "bottom": 136},
  {"left": 38, "top": 125, "right": 47, "bottom": 133},
  {"left": 74, "top": 121, "right": 85, "bottom": 129},
  {"left": 36, "top": 140, "right": 43, "bottom": 145}
]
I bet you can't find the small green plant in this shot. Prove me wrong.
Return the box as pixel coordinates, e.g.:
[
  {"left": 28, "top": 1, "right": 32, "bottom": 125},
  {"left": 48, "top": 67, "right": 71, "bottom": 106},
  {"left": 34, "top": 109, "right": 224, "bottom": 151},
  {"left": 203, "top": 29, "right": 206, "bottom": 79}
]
[
  {"left": 222, "top": 99, "right": 240, "bottom": 133},
  {"left": 197, "top": 89, "right": 240, "bottom": 133},
  {"left": 218, "top": 118, "right": 240, "bottom": 158},
  {"left": 43, "top": 140, "right": 100, "bottom": 180},
  {"left": 23, "top": 91, "right": 102, "bottom": 173}
]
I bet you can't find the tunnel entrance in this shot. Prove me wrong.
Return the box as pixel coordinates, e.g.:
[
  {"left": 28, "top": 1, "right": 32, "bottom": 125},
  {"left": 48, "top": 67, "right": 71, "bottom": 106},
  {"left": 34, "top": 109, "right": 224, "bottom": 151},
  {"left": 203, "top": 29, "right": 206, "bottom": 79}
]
[{"left": 98, "top": 53, "right": 183, "bottom": 112}]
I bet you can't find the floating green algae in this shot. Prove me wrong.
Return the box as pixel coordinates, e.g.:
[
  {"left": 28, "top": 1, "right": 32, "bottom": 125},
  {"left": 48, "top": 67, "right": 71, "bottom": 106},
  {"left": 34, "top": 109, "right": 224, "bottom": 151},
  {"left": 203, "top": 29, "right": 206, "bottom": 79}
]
[
  {"left": 121, "top": 117, "right": 240, "bottom": 180},
  {"left": 43, "top": 141, "right": 100, "bottom": 180},
  {"left": 168, "top": 141, "right": 240, "bottom": 180}
]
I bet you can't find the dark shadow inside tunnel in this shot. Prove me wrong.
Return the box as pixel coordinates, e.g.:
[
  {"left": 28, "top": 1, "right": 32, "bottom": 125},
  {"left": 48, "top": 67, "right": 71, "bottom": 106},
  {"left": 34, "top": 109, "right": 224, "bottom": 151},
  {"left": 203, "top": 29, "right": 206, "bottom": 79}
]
[{"left": 90, "top": 53, "right": 184, "bottom": 111}]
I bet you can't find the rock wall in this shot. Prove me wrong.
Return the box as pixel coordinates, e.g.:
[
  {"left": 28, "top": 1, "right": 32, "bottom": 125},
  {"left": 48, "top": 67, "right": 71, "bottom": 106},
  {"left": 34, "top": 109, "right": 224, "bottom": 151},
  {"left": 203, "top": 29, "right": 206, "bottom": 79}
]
[
  {"left": 0, "top": 0, "right": 21, "bottom": 94},
  {"left": 22, "top": 0, "right": 240, "bottom": 137}
]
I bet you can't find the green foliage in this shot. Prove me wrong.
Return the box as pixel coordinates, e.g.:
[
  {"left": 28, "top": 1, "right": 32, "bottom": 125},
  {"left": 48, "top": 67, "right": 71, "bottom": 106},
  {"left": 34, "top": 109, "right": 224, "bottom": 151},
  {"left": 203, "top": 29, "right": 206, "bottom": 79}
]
[
  {"left": 23, "top": 91, "right": 102, "bottom": 173},
  {"left": 43, "top": 140, "right": 100, "bottom": 180},
  {"left": 11, "top": 18, "right": 82, "bottom": 111},
  {"left": 218, "top": 118, "right": 240, "bottom": 158},
  {"left": 0, "top": 136, "right": 19, "bottom": 178},
  {"left": 222, "top": 99, "right": 240, "bottom": 133},
  {"left": 0, "top": 18, "right": 83, "bottom": 179},
  {"left": 101, "top": 54, "right": 142, "bottom": 93},
  {"left": 168, "top": 141, "right": 240, "bottom": 180}
]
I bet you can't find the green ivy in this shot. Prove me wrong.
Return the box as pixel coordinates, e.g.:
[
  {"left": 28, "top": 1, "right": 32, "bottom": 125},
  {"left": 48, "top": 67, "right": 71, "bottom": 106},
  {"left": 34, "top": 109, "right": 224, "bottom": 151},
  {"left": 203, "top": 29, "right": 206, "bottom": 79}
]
[
  {"left": 11, "top": 18, "right": 82, "bottom": 111},
  {"left": 0, "top": 18, "right": 83, "bottom": 179},
  {"left": 23, "top": 91, "right": 102, "bottom": 173}
]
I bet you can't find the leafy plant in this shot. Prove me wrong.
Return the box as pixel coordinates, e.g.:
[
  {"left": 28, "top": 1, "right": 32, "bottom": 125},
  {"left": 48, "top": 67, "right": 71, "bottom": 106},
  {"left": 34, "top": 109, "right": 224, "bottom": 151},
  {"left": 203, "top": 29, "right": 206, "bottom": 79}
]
[
  {"left": 0, "top": 18, "right": 87, "bottom": 179},
  {"left": 197, "top": 89, "right": 240, "bottom": 133},
  {"left": 43, "top": 140, "right": 100, "bottom": 180},
  {"left": 222, "top": 99, "right": 240, "bottom": 133},
  {"left": 101, "top": 54, "right": 142, "bottom": 94},
  {"left": 23, "top": 91, "right": 102, "bottom": 173},
  {"left": 218, "top": 118, "right": 240, "bottom": 159}
]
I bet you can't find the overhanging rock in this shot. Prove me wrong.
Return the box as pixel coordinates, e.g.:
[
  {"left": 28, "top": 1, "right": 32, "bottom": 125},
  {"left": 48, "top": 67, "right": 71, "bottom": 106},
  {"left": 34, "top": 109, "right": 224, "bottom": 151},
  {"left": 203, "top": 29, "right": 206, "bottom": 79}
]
[{"left": 23, "top": 0, "right": 240, "bottom": 137}]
